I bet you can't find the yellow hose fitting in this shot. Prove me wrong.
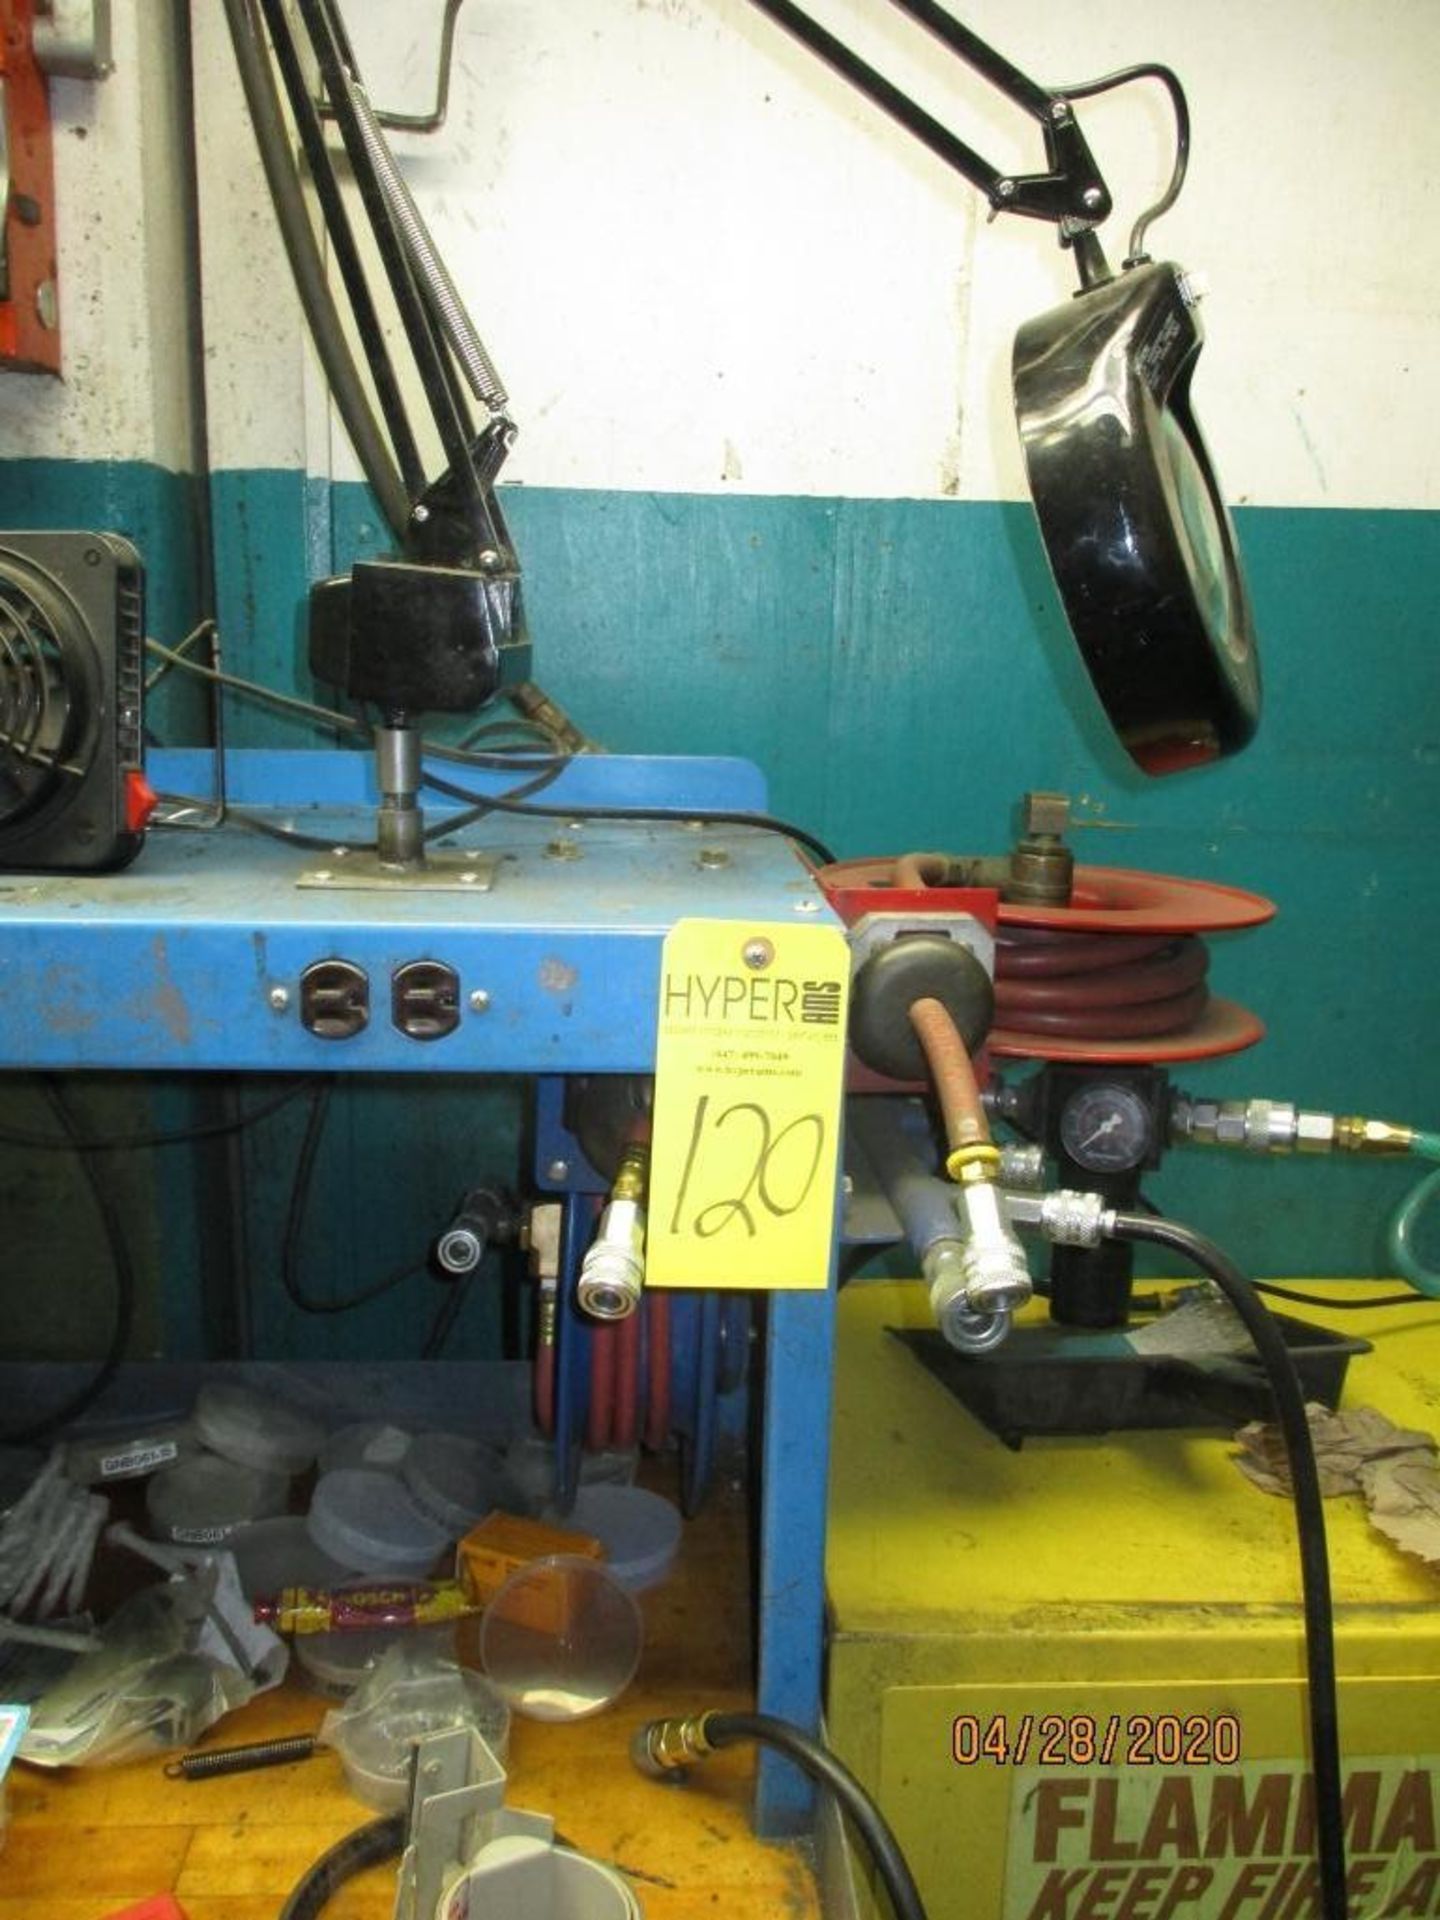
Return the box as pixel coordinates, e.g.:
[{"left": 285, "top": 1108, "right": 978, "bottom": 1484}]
[{"left": 946, "top": 1142, "right": 1002, "bottom": 1184}]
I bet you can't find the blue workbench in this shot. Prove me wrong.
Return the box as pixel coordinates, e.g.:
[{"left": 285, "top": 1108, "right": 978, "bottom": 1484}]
[{"left": 0, "top": 747, "right": 839, "bottom": 1834}]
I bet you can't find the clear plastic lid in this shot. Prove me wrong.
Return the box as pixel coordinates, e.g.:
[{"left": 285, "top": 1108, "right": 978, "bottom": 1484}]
[
  {"left": 145, "top": 1452, "right": 288, "bottom": 1546},
  {"left": 560, "top": 1485, "right": 682, "bottom": 1593},
  {"left": 306, "top": 1469, "right": 451, "bottom": 1578},
  {"left": 402, "top": 1432, "right": 514, "bottom": 1537},
  {"left": 479, "top": 1554, "right": 642, "bottom": 1721},
  {"left": 227, "top": 1514, "right": 358, "bottom": 1602},
  {"left": 318, "top": 1422, "right": 414, "bottom": 1477},
  {"left": 295, "top": 1621, "right": 456, "bottom": 1700},
  {"left": 503, "top": 1436, "right": 638, "bottom": 1516},
  {"left": 194, "top": 1382, "right": 324, "bottom": 1478}
]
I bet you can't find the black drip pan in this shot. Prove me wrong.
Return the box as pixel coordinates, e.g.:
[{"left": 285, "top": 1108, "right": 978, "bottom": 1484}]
[{"left": 889, "top": 1314, "right": 1371, "bottom": 1451}]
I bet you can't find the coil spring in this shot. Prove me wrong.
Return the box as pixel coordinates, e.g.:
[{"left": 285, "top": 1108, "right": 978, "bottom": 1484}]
[{"left": 165, "top": 1732, "right": 318, "bottom": 1781}]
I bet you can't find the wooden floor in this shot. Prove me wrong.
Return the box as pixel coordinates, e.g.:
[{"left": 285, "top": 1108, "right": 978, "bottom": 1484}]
[{"left": 3, "top": 1474, "right": 822, "bottom": 1920}]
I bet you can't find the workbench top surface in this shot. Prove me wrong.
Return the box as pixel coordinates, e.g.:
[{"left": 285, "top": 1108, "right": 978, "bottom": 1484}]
[{"left": 3, "top": 1470, "right": 820, "bottom": 1920}]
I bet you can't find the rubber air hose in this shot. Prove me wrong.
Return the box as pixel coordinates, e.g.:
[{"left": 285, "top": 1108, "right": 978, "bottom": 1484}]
[
  {"left": 278, "top": 1813, "right": 403, "bottom": 1920},
  {"left": 1104, "top": 1213, "right": 1346, "bottom": 1920}
]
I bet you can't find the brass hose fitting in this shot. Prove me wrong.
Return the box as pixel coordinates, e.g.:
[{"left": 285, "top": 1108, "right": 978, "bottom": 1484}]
[
  {"left": 630, "top": 1712, "right": 719, "bottom": 1779},
  {"left": 1334, "top": 1117, "right": 1415, "bottom": 1157}
]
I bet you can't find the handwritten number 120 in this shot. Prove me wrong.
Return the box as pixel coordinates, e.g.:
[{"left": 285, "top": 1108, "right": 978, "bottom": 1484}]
[{"left": 669, "top": 1096, "right": 827, "bottom": 1239}]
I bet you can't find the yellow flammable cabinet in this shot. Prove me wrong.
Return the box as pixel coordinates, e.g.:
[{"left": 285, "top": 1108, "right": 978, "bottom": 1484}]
[{"left": 826, "top": 1283, "right": 1440, "bottom": 1920}]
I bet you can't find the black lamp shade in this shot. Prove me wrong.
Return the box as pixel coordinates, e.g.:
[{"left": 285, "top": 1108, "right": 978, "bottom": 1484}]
[{"left": 1014, "top": 261, "right": 1260, "bottom": 774}]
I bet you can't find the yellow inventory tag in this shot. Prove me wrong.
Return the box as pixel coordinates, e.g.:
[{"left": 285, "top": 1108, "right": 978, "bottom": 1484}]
[{"left": 648, "top": 918, "right": 851, "bottom": 1290}]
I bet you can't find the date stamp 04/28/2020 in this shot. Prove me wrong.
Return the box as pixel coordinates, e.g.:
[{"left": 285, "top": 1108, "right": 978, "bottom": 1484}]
[
  {"left": 952, "top": 1714, "right": 1244, "bottom": 1770},
  {"left": 952, "top": 1718, "right": 1440, "bottom": 1920}
]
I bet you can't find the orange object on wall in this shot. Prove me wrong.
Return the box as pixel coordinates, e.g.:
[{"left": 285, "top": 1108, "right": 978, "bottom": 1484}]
[{"left": 0, "top": 0, "right": 60, "bottom": 373}]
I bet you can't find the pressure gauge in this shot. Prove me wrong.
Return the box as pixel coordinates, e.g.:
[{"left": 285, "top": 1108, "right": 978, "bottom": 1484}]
[{"left": 1057, "top": 1083, "right": 1156, "bottom": 1173}]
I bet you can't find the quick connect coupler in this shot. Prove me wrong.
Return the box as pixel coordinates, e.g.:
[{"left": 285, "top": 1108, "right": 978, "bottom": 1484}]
[
  {"left": 577, "top": 1143, "right": 648, "bottom": 1320},
  {"left": 926, "top": 1143, "right": 1033, "bottom": 1352}
]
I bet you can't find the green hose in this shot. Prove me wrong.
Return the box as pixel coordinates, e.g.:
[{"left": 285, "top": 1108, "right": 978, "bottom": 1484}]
[{"left": 1389, "top": 1131, "right": 1440, "bottom": 1298}]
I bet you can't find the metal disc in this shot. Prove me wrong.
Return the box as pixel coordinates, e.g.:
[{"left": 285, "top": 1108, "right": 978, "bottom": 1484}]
[{"left": 997, "top": 866, "right": 1275, "bottom": 936}]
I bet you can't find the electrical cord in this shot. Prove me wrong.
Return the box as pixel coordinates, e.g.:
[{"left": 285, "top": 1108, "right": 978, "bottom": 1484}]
[
  {"left": 143, "top": 636, "right": 369, "bottom": 741},
  {"left": 152, "top": 798, "right": 367, "bottom": 854},
  {"left": 278, "top": 1812, "right": 404, "bottom": 1920},
  {"left": 1104, "top": 1212, "right": 1346, "bottom": 1920},
  {"left": 415, "top": 762, "right": 569, "bottom": 840},
  {"left": 420, "top": 770, "right": 838, "bottom": 867},
  {"left": 144, "top": 634, "right": 567, "bottom": 772},
  {"left": 635, "top": 1710, "right": 926, "bottom": 1920},
  {"left": 156, "top": 759, "right": 568, "bottom": 854},
  {"left": 1137, "top": 1161, "right": 1438, "bottom": 1310},
  {"left": 420, "top": 1273, "right": 472, "bottom": 1358},
  {"left": 1255, "top": 1282, "right": 1437, "bottom": 1311},
  {"left": 457, "top": 716, "right": 564, "bottom": 751},
  {"left": 0, "top": 1079, "right": 312, "bottom": 1152},
  {"left": 280, "top": 1082, "right": 427, "bottom": 1315},
  {"left": 1, "top": 1082, "right": 137, "bottom": 1445},
  {"left": 147, "top": 627, "right": 577, "bottom": 849}
]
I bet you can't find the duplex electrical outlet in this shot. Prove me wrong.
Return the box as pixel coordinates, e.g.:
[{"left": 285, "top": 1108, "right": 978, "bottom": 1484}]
[
  {"left": 392, "top": 959, "right": 460, "bottom": 1041},
  {"left": 299, "top": 959, "right": 370, "bottom": 1039}
]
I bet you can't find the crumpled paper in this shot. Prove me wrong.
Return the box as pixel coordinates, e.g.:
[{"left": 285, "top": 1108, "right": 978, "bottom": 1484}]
[
  {"left": 1232, "top": 1404, "right": 1440, "bottom": 1570},
  {"left": 1359, "top": 1452, "right": 1440, "bottom": 1569},
  {"left": 1127, "top": 1289, "right": 1255, "bottom": 1357}
]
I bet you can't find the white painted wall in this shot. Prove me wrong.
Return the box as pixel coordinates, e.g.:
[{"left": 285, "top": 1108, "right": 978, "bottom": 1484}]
[
  {"left": 0, "top": 0, "right": 198, "bottom": 473},
  {"left": 177, "top": 1, "right": 1440, "bottom": 509}
]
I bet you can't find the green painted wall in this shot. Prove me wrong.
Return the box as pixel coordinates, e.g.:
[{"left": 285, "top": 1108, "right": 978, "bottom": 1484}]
[{"left": 2, "top": 460, "right": 1438, "bottom": 1366}]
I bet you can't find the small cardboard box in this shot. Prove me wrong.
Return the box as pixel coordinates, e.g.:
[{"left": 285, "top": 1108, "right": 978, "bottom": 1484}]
[{"left": 456, "top": 1512, "right": 605, "bottom": 1635}]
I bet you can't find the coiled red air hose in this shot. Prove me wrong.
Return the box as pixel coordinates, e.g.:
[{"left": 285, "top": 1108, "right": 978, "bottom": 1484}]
[{"left": 995, "top": 927, "right": 1209, "bottom": 1040}]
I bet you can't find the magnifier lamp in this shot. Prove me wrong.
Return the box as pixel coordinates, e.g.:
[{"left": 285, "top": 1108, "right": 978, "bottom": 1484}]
[{"left": 748, "top": 0, "right": 1261, "bottom": 774}]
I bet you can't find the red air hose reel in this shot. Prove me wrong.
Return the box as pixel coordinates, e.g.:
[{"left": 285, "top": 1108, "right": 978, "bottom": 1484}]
[{"left": 820, "top": 858, "right": 1275, "bottom": 1067}]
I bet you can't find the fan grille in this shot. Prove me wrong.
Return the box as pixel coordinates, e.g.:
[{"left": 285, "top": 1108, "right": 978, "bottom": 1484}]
[{"left": 0, "top": 573, "right": 83, "bottom": 829}]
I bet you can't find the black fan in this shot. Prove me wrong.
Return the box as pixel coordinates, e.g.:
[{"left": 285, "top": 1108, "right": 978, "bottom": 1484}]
[{"left": 0, "top": 531, "right": 149, "bottom": 873}]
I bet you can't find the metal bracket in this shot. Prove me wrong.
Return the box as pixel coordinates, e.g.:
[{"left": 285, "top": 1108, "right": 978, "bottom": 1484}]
[
  {"left": 394, "top": 1726, "right": 509, "bottom": 1920},
  {"left": 394, "top": 1726, "right": 640, "bottom": 1920},
  {"left": 847, "top": 908, "right": 995, "bottom": 979},
  {"left": 32, "top": 0, "right": 113, "bottom": 81},
  {"left": 297, "top": 847, "right": 500, "bottom": 893}
]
